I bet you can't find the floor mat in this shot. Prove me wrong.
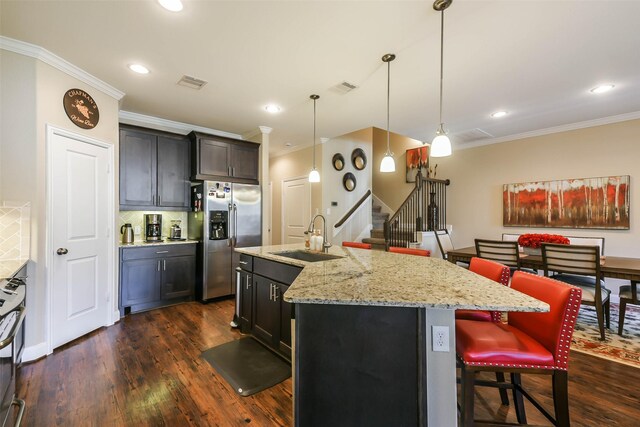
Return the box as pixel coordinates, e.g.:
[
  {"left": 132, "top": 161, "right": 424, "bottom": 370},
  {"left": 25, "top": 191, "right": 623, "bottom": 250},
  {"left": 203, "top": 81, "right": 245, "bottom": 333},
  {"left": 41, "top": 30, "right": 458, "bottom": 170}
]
[{"left": 201, "top": 337, "right": 291, "bottom": 396}]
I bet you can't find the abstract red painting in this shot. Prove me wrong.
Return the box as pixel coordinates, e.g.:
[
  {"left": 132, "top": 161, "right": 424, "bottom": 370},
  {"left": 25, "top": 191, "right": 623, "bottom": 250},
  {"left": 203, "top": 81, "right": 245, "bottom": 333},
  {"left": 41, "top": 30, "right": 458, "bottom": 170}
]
[
  {"left": 406, "top": 146, "right": 429, "bottom": 183},
  {"left": 503, "top": 176, "right": 630, "bottom": 229}
]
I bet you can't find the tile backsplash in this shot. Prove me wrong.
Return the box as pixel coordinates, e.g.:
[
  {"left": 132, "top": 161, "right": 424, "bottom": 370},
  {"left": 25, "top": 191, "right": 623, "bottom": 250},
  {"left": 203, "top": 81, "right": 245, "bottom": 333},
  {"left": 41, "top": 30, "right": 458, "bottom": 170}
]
[
  {"left": 118, "top": 211, "right": 189, "bottom": 242},
  {"left": 0, "top": 201, "right": 31, "bottom": 261}
]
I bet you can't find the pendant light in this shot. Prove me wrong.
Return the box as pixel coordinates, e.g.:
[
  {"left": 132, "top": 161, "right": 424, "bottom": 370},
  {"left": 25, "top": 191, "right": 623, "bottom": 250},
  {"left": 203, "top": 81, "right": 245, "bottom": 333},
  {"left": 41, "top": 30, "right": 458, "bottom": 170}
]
[
  {"left": 308, "top": 94, "right": 321, "bottom": 183},
  {"left": 380, "top": 53, "right": 396, "bottom": 173},
  {"left": 430, "top": 0, "right": 453, "bottom": 158}
]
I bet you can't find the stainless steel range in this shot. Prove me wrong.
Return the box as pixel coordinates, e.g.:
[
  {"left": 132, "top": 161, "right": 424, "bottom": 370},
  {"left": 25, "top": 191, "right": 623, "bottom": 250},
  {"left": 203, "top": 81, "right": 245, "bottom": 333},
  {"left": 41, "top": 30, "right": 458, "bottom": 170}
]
[{"left": 0, "top": 274, "right": 26, "bottom": 427}]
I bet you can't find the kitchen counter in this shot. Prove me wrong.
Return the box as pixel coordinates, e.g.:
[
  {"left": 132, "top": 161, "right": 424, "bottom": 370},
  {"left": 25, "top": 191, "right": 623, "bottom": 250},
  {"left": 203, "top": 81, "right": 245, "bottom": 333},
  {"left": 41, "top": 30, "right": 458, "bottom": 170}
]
[
  {"left": 0, "top": 259, "right": 28, "bottom": 279},
  {"left": 236, "top": 243, "right": 547, "bottom": 312},
  {"left": 118, "top": 239, "right": 198, "bottom": 248},
  {"left": 236, "top": 243, "right": 549, "bottom": 426}
]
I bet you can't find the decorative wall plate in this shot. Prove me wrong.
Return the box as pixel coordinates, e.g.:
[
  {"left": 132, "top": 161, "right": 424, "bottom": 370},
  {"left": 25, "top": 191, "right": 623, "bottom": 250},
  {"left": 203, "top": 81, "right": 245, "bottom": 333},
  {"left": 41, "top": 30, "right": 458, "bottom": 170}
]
[
  {"left": 332, "top": 153, "right": 345, "bottom": 171},
  {"left": 63, "top": 88, "right": 99, "bottom": 129},
  {"left": 351, "top": 148, "right": 367, "bottom": 170},
  {"left": 343, "top": 172, "right": 357, "bottom": 192}
]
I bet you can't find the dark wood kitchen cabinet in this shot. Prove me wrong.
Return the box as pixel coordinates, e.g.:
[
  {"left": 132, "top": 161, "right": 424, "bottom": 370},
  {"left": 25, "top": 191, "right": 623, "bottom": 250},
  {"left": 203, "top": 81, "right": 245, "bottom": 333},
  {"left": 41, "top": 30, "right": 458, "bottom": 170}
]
[
  {"left": 238, "top": 256, "right": 301, "bottom": 360},
  {"left": 189, "top": 131, "right": 259, "bottom": 184},
  {"left": 119, "top": 243, "right": 196, "bottom": 316},
  {"left": 120, "top": 125, "right": 190, "bottom": 211},
  {"left": 237, "top": 254, "right": 254, "bottom": 332}
]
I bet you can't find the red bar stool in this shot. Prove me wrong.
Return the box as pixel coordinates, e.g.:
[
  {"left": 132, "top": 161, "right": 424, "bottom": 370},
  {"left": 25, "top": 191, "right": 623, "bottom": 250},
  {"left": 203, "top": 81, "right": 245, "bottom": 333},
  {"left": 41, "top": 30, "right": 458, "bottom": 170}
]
[
  {"left": 342, "top": 242, "right": 372, "bottom": 249},
  {"left": 388, "top": 247, "right": 430, "bottom": 256},
  {"left": 456, "top": 272, "right": 582, "bottom": 426},
  {"left": 456, "top": 257, "right": 510, "bottom": 322}
]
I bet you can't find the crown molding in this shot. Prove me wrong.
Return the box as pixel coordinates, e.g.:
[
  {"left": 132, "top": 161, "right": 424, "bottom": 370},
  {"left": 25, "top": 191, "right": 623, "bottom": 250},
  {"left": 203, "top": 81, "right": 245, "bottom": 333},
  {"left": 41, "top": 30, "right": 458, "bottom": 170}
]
[
  {"left": 458, "top": 110, "right": 640, "bottom": 151},
  {"left": 119, "top": 111, "right": 242, "bottom": 139},
  {"left": 0, "top": 36, "right": 125, "bottom": 101}
]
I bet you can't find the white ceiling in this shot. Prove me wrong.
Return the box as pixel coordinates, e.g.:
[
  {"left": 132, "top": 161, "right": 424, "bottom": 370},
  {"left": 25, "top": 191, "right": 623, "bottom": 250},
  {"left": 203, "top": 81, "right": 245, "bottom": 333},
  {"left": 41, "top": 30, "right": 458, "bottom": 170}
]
[{"left": 2, "top": 0, "right": 640, "bottom": 156}]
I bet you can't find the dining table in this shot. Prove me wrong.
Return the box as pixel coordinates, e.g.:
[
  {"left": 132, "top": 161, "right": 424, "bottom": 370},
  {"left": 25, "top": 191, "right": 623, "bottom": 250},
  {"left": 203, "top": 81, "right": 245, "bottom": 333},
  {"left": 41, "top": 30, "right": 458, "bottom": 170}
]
[{"left": 447, "top": 246, "right": 640, "bottom": 282}]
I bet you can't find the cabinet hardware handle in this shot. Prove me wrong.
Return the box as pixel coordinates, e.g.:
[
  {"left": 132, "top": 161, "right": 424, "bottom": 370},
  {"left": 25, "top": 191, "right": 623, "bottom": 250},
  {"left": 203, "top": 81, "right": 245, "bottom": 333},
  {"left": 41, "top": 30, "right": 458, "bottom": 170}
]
[
  {"left": 163, "top": 259, "right": 166, "bottom": 271},
  {"left": 152, "top": 194, "right": 156, "bottom": 204},
  {"left": 157, "top": 260, "right": 161, "bottom": 271},
  {"left": 273, "top": 286, "right": 279, "bottom": 301},
  {"left": 158, "top": 196, "right": 161, "bottom": 205},
  {"left": 239, "top": 261, "right": 248, "bottom": 265},
  {"left": 247, "top": 275, "right": 251, "bottom": 289},
  {"left": 269, "top": 283, "right": 274, "bottom": 301},
  {"left": 228, "top": 166, "right": 232, "bottom": 176},
  {"left": 232, "top": 167, "right": 235, "bottom": 176},
  {"left": 156, "top": 250, "right": 169, "bottom": 254}
]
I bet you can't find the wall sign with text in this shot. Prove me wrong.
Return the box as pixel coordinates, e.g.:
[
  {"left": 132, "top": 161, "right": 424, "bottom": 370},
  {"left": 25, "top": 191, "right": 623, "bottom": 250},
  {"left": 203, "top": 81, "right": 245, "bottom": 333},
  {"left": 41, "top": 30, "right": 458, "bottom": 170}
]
[{"left": 63, "top": 88, "right": 99, "bottom": 129}]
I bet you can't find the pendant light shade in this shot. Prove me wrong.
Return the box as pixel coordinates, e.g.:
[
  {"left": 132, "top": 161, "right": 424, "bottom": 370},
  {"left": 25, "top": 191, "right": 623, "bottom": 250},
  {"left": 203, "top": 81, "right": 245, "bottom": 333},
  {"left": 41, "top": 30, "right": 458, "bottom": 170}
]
[
  {"left": 430, "top": 0, "right": 453, "bottom": 158},
  {"left": 308, "top": 94, "right": 320, "bottom": 183},
  {"left": 380, "top": 53, "right": 396, "bottom": 173}
]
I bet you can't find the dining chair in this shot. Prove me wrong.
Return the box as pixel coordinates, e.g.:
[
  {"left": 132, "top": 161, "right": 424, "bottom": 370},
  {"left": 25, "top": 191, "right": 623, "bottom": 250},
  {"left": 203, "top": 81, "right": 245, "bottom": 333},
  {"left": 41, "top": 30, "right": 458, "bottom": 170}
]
[
  {"left": 456, "top": 272, "right": 582, "bottom": 426},
  {"left": 618, "top": 281, "right": 639, "bottom": 335},
  {"left": 434, "top": 229, "right": 468, "bottom": 267},
  {"left": 474, "top": 239, "right": 521, "bottom": 271},
  {"left": 342, "top": 241, "right": 372, "bottom": 249},
  {"left": 541, "top": 243, "right": 610, "bottom": 340},
  {"left": 388, "top": 247, "right": 430, "bottom": 256}
]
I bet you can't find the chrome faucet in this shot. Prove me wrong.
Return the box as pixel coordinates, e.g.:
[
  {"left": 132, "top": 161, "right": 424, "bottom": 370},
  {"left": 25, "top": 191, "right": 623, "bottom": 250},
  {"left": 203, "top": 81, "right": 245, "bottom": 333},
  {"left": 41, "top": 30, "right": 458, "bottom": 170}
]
[{"left": 307, "top": 214, "right": 332, "bottom": 253}]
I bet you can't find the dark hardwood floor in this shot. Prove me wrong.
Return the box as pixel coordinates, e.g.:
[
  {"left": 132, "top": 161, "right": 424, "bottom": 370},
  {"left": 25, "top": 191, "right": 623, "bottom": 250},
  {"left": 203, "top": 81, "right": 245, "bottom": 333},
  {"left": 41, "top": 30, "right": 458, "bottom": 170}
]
[{"left": 17, "top": 299, "right": 640, "bottom": 426}]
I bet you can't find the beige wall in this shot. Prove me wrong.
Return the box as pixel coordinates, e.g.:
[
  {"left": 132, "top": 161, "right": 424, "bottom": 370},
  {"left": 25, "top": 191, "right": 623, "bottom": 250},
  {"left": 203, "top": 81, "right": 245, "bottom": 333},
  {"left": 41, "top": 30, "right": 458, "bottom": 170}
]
[
  {"left": 371, "top": 127, "right": 425, "bottom": 211},
  {"left": 0, "top": 49, "right": 120, "bottom": 351},
  {"left": 270, "top": 145, "right": 323, "bottom": 245}
]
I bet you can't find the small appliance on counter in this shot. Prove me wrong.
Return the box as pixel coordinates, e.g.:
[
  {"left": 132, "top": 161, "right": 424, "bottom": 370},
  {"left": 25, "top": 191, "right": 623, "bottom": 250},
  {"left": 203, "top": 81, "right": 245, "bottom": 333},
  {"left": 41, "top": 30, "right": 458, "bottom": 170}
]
[
  {"left": 167, "top": 220, "right": 184, "bottom": 241},
  {"left": 120, "top": 223, "right": 134, "bottom": 244},
  {"left": 144, "top": 214, "right": 162, "bottom": 242}
]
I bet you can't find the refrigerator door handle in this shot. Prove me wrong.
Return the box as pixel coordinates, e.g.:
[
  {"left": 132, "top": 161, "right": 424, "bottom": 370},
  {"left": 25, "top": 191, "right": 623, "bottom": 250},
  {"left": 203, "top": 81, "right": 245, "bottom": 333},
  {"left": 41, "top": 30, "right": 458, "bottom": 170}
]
[
  {"left": 233, "top": 203, "right": 238, "bottom": 247},
  {"left": 228, "top": 203, "right": 233, "bottom": 247}
]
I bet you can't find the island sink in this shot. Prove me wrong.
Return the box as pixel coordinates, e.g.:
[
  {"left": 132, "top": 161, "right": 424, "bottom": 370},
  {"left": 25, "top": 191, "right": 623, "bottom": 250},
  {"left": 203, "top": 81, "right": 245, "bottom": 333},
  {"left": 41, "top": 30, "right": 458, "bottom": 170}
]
[{"left": 270, "top": 250, "right": 343, "bottom": 263}]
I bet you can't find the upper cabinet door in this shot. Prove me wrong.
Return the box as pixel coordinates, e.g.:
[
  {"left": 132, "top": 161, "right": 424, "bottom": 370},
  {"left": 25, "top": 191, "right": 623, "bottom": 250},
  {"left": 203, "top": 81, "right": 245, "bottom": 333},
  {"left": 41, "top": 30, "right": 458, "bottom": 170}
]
[
  {"left": 199, "top": 138, "right": 231, "bottom": 177},
  {"left": 157, "top": 135, "right": 190, "bottom": 208},
  {"left": 230, "top": 143, "right": 259, "bottom": 181},
  {"left": 120, "top": 129, "right": 156, "bottom": 207}
]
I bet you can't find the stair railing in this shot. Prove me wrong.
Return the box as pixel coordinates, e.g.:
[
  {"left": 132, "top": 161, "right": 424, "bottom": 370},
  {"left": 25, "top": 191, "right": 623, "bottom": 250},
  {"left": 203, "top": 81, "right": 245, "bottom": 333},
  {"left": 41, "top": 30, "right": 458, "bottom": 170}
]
[{"left": 384, "top": 171, "right": 450, "bottom": 250}]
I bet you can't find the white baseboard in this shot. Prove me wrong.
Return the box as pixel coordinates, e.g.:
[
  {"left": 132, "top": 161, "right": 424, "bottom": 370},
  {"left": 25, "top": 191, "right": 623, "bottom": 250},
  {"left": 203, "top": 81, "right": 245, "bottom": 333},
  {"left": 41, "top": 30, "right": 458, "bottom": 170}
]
[{"left": 22, "top": 341, "right": 49, "bottom": 362}]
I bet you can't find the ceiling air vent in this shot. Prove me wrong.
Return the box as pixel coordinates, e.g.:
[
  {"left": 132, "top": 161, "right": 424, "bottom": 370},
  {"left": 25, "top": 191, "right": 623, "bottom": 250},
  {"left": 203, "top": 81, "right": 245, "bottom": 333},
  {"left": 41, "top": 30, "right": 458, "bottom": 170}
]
[
  {"left": 177, "top": 75, "right": 208, "bottom": 90},
  {"left": 332, "top": 81, "right": 358, "bottom": 94},
  {"left": 453, "top": 128, "right": 494, "bottom": 144}
]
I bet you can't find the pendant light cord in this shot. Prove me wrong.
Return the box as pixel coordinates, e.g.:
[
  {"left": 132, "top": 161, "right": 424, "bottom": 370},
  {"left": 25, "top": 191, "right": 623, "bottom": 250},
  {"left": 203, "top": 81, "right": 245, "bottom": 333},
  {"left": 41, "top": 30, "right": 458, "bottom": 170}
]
[
  {"left": 312, "top": 97, "right": 317, "bottom": 169},
  {"left": 438, "top": 9, "right": 445, "bottom": 128},
  {"left": 386, "top": 59, "right": 391, "bottom": 154}
]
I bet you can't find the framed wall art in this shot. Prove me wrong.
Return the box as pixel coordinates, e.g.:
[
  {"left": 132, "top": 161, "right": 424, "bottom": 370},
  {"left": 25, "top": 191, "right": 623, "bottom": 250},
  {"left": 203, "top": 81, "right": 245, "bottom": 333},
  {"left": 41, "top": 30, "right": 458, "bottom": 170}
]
[
  {"left": 406, "top": 146, "right": 429, "bottom": 183},
  {"left": 503, "top": 175, "right": 630, "bottom": 229}
]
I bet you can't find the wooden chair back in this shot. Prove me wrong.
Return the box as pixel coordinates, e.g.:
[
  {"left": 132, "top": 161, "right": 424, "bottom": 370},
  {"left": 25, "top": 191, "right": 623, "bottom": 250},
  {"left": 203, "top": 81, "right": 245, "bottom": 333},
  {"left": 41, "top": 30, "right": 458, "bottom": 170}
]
[
  {"left": 541, "top": 243, "right": 601, "bottom": 278},
  {"left": 474, "top": 239, "right": 520, "bottom": 269},
  {"left": 434, "top": 229, "right": 454, "bottom": 259}
]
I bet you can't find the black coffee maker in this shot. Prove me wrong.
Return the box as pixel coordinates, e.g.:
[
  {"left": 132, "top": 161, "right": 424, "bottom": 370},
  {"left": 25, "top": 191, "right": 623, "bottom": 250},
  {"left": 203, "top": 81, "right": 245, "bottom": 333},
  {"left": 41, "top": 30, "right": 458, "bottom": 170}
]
[{"left": 145, "top": 214, "right": 162, "bottom": 241}]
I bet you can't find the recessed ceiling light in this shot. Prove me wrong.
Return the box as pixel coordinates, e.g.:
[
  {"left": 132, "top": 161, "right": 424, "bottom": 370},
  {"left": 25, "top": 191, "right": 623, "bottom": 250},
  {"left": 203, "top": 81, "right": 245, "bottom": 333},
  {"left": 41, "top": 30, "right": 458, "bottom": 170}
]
[
  {"left": 265, "top": 104, "right": 281, "bottom": 113},
  {"left": 590, "top": 84, "right": 615, "bottom": 94},
  {"left": 491, "top": 111, "right": 508, "bottom": 118},
  {"left": 158, "top": 0, "right": 183, "bottom": 12},
  {"left": 285, "top": 143, "right": 292, "bottom": 147},
  {"left": 128, "top": 64, "right": 150, "bottom": 74}
]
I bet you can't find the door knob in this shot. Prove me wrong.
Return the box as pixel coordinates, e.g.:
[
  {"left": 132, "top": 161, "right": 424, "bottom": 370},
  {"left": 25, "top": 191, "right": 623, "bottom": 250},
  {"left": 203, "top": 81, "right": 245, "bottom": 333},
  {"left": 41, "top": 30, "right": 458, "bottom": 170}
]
[{"left": 56, "top": 248, "right": 68, "bottom": 255}]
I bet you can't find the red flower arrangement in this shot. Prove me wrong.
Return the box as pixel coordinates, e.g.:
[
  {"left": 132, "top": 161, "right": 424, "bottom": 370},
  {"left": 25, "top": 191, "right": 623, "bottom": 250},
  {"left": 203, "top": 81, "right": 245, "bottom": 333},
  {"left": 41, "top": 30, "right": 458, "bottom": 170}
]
[{"left": 517, "top": 233, "right": 569, "bottom": 248}]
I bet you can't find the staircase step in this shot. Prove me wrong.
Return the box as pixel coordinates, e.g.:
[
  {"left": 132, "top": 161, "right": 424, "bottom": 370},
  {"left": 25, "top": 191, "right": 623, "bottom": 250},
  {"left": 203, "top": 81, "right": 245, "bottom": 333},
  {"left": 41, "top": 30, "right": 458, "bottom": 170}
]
[
  {"left": 372, "top": 212, "right": 389, "bottom": 220},
  {"left": 372, "top": 205, "right": 382, "bottom": 213},
  {"left": 370, "top": 229, "right": 384, "bottom": 239}
]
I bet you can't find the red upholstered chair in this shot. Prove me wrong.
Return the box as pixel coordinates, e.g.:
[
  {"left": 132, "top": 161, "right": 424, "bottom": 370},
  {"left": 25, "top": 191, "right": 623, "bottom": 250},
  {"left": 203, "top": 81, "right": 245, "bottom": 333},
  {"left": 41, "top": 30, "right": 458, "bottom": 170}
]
[
  {"left": 388, "top": 247, "right": 430, "bottom": 257},
  {"left": 456, "top": 272, "right": 582, "bottom": 426},
  {"left": 456, "top": 257, "right": 510, "bottom": 322},
  {"left": 342, "top": 241, "right": 372, "bottom": 249}
]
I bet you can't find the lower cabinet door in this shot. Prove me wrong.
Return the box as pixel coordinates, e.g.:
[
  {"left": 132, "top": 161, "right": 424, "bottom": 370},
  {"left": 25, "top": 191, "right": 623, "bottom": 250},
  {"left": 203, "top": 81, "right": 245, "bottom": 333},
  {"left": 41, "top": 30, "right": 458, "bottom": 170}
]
[
  {"left": 252, "top": 275, "right": 278, "bottom": 346},
  {"left": 238, "top": 270, "right": 253, "bottom": 332},
  {"left": 121, "top": 258, "right": 161, "bottom": 306},
  {"left": 278, "top": 283, "right": 292, "bottom": 358},
  {"left": 161, "top": 255, "right": 196, "bottom": 300}
]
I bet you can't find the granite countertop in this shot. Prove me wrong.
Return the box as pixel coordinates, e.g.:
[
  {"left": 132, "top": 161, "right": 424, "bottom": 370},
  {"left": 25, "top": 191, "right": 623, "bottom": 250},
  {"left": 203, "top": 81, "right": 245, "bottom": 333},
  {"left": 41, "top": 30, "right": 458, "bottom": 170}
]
[
  {"left": 236, "top": 244, "right": 549, "bottom": 312},
  {"left": 119, "top": 239, "right": 198, "bottom": 248},
  {"left": 0, "top": 259, "right": 28, "bottom": 279}
]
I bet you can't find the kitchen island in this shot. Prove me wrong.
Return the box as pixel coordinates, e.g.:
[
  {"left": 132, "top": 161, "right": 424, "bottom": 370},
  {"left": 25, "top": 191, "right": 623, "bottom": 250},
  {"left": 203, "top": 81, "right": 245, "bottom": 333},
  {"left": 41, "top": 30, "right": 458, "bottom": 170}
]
[{"left": 236, "top": 244, "right": 548, "bottom": 426}]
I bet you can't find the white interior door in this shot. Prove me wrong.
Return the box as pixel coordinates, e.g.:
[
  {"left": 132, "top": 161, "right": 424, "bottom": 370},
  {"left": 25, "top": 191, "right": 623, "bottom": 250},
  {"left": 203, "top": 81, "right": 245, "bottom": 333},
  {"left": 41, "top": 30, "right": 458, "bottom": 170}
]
[
  {"left": 282, "top": 177, "right": 311, "bottom": 244},
  {"left": 50, "top": 129, "right": 110, "bottom": 349}
]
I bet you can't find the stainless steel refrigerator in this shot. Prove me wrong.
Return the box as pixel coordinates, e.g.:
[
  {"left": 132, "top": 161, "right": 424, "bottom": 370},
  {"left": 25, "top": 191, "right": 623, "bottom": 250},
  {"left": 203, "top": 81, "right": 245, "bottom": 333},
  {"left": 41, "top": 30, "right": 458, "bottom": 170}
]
[{"left": 188, "top": 181, "right": 261, "bottom": 300}]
